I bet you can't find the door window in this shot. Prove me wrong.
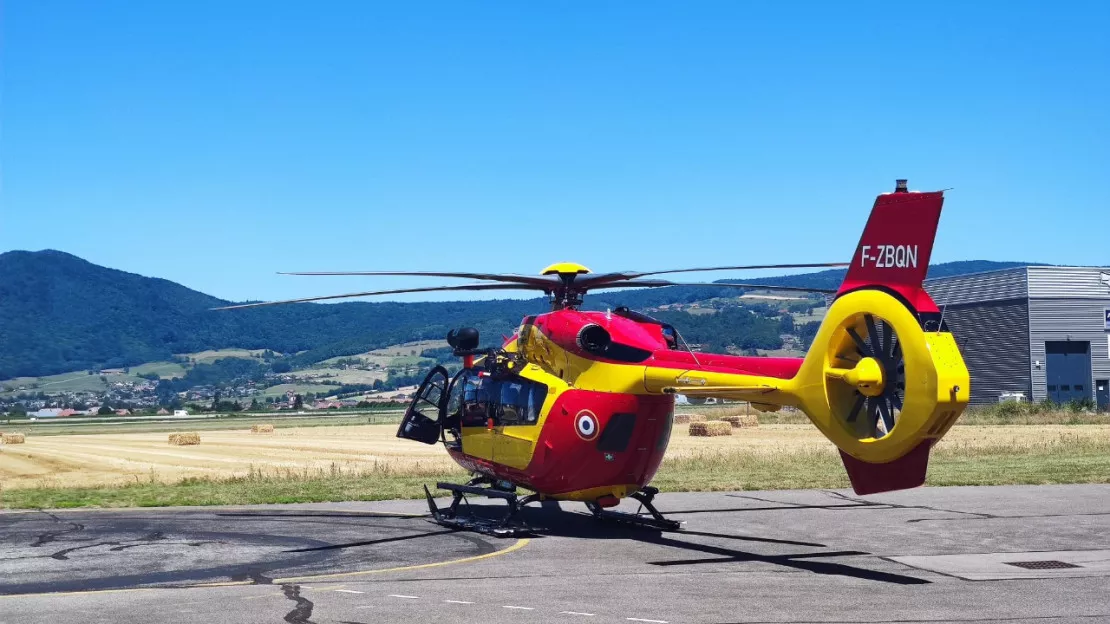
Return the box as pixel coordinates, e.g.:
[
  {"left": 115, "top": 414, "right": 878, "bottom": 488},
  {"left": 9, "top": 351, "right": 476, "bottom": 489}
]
[{"left": 458, "top": 372, "right": 548, "bottom": 427}]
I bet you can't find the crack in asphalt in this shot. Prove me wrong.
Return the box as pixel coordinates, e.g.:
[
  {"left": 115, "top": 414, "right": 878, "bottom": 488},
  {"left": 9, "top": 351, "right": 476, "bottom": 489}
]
[
  {"left": 46, "top": 539, "right": 221, "bottom": 561},
  {"left": 280, "top": 584, "right": 316, "bottom": 624},
  {"left": 30, "top": 510, "right": 85, "bottom": 547}
]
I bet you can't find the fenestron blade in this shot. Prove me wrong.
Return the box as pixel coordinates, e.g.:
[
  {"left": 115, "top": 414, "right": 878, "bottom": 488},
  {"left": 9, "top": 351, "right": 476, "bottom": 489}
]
[
  {"left": 578, "top": 262, "right": 849, "bottom": 287},
  {"left": 846, "top": 326, "right": 871, "bottom": 357},
  {"left": 212, "top": 283, "right": 545, "bottom": 310},
  {"left": 877, "top": 399, "right": 895, "bottom": 434},
  {"left": 278, "top": 270, "right": 560, "bottom": 288},
  {"left": 847, "top": 393, "right": 867, "bottom": 423}
]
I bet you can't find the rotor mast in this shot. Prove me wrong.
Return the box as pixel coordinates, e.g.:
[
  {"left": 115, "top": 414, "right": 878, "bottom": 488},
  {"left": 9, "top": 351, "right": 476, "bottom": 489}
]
[{"left": 541, "top": 262, "right": 592, "bottom": 310}]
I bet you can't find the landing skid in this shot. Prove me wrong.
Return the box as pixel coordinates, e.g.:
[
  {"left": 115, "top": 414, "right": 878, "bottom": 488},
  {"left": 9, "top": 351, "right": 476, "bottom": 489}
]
[
  {"left": 424, "top": 477, "right": 540, "bottom": 538},
  {"left": 585, "top": 487, "right": 683, "bottom": 532}
]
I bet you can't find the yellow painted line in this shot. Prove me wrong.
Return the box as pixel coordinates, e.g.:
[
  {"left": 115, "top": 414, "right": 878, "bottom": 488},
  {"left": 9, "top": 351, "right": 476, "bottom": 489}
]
[
  {"left": 240, "top": 592, "right": 285, "bottom": 601},
  {"left": 0, "top": 587, "right": 163, "bottom": 600},
  {"left": 192, "top": 581, "right": 253, "bottom": 588},
  {"left": 273, "top": 538, "right": 531, "bottom": 583}
]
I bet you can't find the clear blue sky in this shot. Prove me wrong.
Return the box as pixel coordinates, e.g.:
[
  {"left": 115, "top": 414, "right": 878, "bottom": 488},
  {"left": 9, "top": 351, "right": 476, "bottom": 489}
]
[{"left": 3, "top": 1, "right": 1108, "bottom": 303}]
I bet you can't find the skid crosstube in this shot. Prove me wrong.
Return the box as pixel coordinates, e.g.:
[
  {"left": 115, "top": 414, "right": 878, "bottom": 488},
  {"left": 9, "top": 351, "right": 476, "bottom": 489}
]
[
  {"left": 585, "top": 486, "right": 683, "bottom": 532},
  {"left": 424, "top": 480, "right": 684, "bottom": 537},
  {"left": 424, "top": 479, "right": 538, "bottom": 537}
]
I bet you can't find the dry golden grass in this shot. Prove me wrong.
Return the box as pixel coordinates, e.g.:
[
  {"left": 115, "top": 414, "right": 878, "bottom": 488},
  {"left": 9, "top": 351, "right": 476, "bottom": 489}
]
[
  {"left": 1, "top": 433, "right": 26, "bottom": 445},
  {"left": 3, "top": 422, "right": 1110, "bottom": 494},
  {"left": 168, "top": 433, "right": 201, "bottom": 446},
  {"left": 690, "top": 421, "right": 732, "bottom": 436},
  {"left": 250, "top": 424, "right": 275, "bottom": 434},
  {"left": 0, "top": 424, "right": 455, "bottom": 490}
]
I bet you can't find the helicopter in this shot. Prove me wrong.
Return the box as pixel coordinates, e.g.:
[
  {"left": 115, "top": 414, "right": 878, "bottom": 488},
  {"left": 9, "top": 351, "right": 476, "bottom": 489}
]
[{"left": 219, "top": 180, "right": 970, "bottom": 536}]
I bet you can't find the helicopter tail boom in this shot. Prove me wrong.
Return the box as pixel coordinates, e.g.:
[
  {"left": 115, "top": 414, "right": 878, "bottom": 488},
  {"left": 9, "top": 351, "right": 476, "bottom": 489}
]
[{"left": 645, "top": 181, "right": 969, "bottom": 495}]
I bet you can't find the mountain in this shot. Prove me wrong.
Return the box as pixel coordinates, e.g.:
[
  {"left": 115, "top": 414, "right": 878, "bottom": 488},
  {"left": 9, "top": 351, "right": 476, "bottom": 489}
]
[
  {"left": 721, "top": 259, "right": 1037, "bottom": 291},
  {"left": 0, "top": 251, "right": 1038, "bottom": 379},
  {"left": 0, "top": 250, "right": 542, "bottom": 379}
]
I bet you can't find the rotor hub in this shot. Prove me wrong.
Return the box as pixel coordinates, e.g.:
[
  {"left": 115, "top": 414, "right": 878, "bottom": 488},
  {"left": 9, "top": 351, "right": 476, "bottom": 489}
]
[{"left": 831, "top": 357, "right": 886, "bottom": 397}]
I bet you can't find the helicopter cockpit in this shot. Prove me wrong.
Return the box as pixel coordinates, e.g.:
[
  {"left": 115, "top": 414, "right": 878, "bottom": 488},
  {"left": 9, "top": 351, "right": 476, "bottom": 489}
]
[
  {"left": 398, "top": 363, "right": 549, "bottom": 449},
  {"left": 452, "top": 371, "right": 547, "bottom": 429}
]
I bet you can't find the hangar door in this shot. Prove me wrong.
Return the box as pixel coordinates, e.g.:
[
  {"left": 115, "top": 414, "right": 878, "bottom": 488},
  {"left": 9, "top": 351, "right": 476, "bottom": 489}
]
[{"left": 1045, "top": 341, "right": 1092, "bottom": 403}]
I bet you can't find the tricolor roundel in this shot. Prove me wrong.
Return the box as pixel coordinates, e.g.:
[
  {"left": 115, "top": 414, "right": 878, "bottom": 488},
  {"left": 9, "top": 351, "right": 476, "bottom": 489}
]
[{"left": 575, "top": 410, "right": 600, "bottom": 441}]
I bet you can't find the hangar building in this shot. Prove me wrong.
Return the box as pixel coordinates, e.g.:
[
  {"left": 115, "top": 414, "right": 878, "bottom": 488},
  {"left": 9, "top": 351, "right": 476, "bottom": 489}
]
[{"left": 924, "top": 266, "right": 1110, "bottom": 408}]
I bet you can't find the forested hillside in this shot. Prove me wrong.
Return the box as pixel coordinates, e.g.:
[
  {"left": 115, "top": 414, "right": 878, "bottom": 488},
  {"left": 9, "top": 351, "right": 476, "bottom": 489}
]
[{"left": 0, "top": 250, "right": 1035, "bottom": 379}]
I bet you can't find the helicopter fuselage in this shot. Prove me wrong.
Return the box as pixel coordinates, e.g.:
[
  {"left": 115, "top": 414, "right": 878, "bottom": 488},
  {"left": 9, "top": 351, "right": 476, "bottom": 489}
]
[{"left": 435, "top": 307, "right": 806, "bottom": 504}]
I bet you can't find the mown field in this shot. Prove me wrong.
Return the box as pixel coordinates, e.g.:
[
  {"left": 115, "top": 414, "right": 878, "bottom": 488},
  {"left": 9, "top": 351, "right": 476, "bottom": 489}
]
[{"left": 3, "top": 410, "right": 1109, "bottom": 509}]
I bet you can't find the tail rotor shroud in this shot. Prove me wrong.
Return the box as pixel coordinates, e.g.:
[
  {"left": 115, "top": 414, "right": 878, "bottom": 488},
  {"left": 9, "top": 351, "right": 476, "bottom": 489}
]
[{"left": 796, "top": 289, "right": 969, "bottom": 470}]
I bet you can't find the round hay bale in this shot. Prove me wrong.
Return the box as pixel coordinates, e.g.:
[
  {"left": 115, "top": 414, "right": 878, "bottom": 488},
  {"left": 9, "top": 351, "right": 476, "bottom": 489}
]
[
  {"left": 1, "top": 433, "right": 26, "bottom": 444},
  {"left": 251, "top": 424, "right": 275, "bottom": 434},
  {"left": 689, "top": 421, "right": 731, "bottom": 437},
  {"left": 168, "top": 432, "right": 201, "bottom": 446}
]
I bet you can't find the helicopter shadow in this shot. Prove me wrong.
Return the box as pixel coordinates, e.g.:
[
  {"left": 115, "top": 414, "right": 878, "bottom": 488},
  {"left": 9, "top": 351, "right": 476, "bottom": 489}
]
[{"left": 509, "top": 503, "right": 929, "bottom": 586}]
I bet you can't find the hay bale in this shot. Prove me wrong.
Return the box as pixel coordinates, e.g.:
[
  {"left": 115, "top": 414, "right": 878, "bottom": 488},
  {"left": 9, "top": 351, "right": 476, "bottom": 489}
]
[
  {"left": 1, "top": 433, "right": 26, "bottom": 444},
  {"left": 168, "top": 432, "right": 201, "bottom": 446},
  {"left": 251, "top": 424, "right": 275, "bottom": 434},
  {"left": 689, "top": 421, "right": 732, "bottom": 437},
  {"left": 721, "top": 415, "right": 759, "bottom": 428},
  {"left": 674, "top": 413, "right": 706, "bottom": 424}
]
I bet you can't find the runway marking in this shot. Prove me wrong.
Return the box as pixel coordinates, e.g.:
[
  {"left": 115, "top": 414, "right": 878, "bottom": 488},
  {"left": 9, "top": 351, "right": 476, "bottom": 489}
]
[
  {"left": 560, "top": 612, "right": 595, "bottom": 617},
  {"left": 504, "top": 605, "right": 535, "bottom": 610},
  {"left": 334, "top": 589, "right": 363, "bottom": 594},
  {"left": 389, "top": 594, "right": 420, "bottom": 599},
  {"left": 445, "top": 600, "right": 475, "bottom": 604},
  {"left": 0, "top": 587, "right": 164, "bottom": 600},
  {"left": 240, "top": 592, "right": 284, "bottom": 600},
  {"left": 273, "top": 537, "right": 530, "bottom": 583},
  {"left": 627, "top": 619, "right": 668, "bottom": 623}
]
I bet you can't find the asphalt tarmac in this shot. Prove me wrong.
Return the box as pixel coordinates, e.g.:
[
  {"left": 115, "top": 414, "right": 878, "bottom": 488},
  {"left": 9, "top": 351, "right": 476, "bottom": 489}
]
[{"left": 2, "top": 484, "right": 1109, "bottom": 623}]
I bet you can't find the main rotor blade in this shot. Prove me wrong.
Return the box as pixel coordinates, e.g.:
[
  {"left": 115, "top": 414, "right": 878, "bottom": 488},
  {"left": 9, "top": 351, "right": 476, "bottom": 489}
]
[
  {"left": 579, "top": 262, "right": 849, "bottom": 287},
  {"left": 212, "top": 283, "right": 545, "bottom": 310},
  {"left": 594, "top": 280, "right": 836, "bottom": 294},
  {"left": 278, "top": 270, "right": 560, "bottom": 288}
]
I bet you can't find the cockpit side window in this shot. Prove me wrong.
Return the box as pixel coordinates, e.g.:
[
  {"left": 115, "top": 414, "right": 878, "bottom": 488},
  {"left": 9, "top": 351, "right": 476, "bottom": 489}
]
[{"left": 458, "top": 372, "right": 547, "bottom": 427}]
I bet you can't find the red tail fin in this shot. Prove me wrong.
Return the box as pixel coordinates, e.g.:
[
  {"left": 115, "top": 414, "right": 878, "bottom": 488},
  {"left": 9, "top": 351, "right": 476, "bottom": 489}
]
[{"left": 836, "top": 181, "right": 944, "bottom": 314}]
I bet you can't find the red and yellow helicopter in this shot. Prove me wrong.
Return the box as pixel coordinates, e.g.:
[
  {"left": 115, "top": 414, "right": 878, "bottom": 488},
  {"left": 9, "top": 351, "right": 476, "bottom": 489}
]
[{"left": 222, "top": 180, "right": 969, "bottom": 535}]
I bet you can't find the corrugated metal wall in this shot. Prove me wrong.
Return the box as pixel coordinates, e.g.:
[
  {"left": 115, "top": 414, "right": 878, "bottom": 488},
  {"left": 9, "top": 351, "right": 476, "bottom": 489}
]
[
  {"left": 1028, "top": 297, "right": 1110, "bottom": 402},
  {"left": 925, "top": 267, "right": 1028, "bottom": 305},
  {"left": 925, "top": 269, "right": 1032, "bottom": 405},
  {"left": 1028, "top": 266, "right": 1110, "bottom": 299},
  {"left": 926, "top": 266, "right": 1110, "bottom": 405},
  {"left": 937, "top": 300, "right": 1032, "bottom": 404}
]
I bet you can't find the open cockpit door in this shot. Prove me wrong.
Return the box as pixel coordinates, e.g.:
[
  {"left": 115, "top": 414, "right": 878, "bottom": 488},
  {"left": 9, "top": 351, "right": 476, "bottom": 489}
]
[{"left": 397, "top": 365, "right": 449, "bottom": 445}]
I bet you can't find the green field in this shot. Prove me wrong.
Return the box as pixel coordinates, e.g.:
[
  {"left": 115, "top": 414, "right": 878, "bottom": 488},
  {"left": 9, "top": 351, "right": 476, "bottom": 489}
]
[
  {"left": 179, "top": 348, "right": 269, "bottom": 364},
  {"left": 129, "top": 361, "right": 188, "bottom": 379},
  {"left": 256, "top": 383, "right": 342, "bottom": 399},
  {"left": 0, "top": 370, "right": 147, "bottom": 397}
]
